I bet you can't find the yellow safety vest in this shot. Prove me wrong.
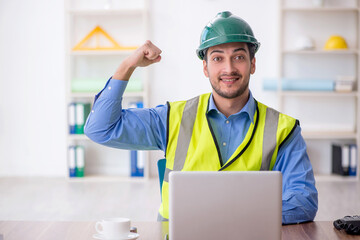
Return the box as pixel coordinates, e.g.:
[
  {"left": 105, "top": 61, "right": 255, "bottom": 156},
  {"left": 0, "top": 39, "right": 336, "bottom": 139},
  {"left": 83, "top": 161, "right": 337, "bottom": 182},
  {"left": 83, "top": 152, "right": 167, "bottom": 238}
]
[{"left": 158, "top": 93, "right": 298, "bottom": 220}]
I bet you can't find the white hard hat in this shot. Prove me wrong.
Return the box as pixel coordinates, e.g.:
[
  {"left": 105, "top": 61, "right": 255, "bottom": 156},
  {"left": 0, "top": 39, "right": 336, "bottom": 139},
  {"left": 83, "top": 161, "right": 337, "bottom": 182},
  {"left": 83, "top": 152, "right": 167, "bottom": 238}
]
[{"left": 295, "top": 36, "right": 315, "bottom": 50}]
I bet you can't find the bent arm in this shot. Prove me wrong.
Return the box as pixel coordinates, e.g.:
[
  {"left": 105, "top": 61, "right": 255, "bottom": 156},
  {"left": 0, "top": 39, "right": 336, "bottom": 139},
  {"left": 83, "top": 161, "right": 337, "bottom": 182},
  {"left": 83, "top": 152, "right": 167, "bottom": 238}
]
[
  {"left": 84, "top": 78, "right": 168, "bottom": 151},
  {"left": 273, "top": 126, "right": 318, "bottom": 225},
  {"left": 84, "top": 40, "right": 167, "bottom": 150}
]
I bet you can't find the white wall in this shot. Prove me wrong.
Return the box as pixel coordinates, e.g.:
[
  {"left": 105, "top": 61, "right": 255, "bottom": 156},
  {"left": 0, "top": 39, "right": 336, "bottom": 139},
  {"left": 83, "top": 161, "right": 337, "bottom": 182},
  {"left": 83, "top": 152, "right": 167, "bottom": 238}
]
[
  {"left": 0, "top": 0, "right": 280, "bottom": 176},
  {"left": 149, "top": 0, "right": 279, "bottom": 106},
  {"left": 0, "top": 0, "right": 66, "bottom": 176}
]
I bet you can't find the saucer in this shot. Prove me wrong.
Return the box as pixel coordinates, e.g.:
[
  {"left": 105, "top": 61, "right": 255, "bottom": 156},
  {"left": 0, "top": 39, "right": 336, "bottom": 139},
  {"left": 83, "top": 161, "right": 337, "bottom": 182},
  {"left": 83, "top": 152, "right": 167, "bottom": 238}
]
[{"left": 93, "top": 232, "right": 139, "bottom": 240}]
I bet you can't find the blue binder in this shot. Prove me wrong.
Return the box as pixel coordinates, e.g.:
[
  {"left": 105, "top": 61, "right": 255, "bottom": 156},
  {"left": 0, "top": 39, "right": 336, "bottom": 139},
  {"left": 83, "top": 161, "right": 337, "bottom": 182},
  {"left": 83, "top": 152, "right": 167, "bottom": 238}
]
[{"left": 68, "top": 146, "right": 76, "bottom": 177}]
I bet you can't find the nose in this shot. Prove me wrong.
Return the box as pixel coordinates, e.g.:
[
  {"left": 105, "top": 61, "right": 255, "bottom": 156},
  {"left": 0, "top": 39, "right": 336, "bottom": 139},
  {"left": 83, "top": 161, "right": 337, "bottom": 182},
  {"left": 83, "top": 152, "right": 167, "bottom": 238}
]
[{"left": 223, "top": 58, "right": 237, "bottom": 74}]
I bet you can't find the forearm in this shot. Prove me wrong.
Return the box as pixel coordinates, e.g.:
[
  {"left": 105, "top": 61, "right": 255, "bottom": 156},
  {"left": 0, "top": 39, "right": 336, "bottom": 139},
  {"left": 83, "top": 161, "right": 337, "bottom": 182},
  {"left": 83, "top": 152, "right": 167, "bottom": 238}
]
[
  {"left": 273, "top": 126, "right": 318, "bottom": 224},
  {"left": 281, "top": 162, "right": 318, "bottom": 224},
  {"left": 113, "top": 59, "right": 136, "bottom": 81},
  {"left": 282, "top": 187, "right": 318, "bottom": 224}
]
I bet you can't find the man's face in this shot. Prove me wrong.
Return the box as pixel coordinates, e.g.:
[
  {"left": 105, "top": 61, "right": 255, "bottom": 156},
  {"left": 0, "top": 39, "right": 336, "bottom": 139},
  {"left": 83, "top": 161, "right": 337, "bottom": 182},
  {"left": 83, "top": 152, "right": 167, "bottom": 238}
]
[{"left": 203, "top": 42, "right": 256, "bottom": 99}]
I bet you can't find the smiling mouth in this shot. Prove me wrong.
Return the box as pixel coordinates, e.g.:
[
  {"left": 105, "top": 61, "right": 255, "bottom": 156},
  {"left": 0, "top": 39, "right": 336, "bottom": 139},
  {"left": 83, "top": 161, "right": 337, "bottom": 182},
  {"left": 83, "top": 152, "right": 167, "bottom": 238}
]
[
  {"left": 221, "top": 78, "right": 238, "bottom": 82},
  {"left": 220, "top": 76, "right": 240, "bottom": 83}
]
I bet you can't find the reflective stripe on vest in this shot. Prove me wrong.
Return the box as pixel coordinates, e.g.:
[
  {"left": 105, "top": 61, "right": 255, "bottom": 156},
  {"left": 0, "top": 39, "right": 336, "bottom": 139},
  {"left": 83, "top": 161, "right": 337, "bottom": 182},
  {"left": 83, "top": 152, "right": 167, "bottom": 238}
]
[
  {"left": 159, "top": 93, "right": 297, "bottom": 220},
  {"left": 261, "top": 107, "right": 280, "bottom": 170}
]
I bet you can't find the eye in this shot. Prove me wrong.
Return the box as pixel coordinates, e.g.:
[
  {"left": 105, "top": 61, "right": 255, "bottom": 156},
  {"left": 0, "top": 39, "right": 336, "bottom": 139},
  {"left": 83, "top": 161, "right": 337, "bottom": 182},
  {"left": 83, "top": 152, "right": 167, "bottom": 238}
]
[
  {"left": 212, "top": 57, "right": 221, "bottom": 62},
  {"left": 235, "top": 55, "right": 245, "bottom": 60}
]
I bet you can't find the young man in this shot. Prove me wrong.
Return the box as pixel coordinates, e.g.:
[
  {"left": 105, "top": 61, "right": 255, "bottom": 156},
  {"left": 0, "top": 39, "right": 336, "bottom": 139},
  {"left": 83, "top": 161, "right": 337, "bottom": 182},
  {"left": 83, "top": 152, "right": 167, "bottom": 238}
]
[{"left": 85, "top": 11, "right": 318, "bottom": 224}]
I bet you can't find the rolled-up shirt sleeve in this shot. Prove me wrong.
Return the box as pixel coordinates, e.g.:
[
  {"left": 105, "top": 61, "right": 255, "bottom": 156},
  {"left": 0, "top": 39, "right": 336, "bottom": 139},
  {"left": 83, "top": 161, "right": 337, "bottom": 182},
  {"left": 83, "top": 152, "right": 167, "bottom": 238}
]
[
  {"left": 273, "top": 125, "right": 318, "bottom": 225},
  {"left": 84, "top": 77, "right": 168, "bottom": 151}
]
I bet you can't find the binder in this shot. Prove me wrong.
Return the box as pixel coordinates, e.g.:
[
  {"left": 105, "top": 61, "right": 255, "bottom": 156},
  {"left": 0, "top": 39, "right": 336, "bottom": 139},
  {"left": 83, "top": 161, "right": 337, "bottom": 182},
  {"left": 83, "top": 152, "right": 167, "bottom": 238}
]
[
  {"left": 130, "top": 150, "right": 144, "bottom": 177},
  {"left": 136, "top": 101, "right": 143, "bottom": 109},
  {"left": 68, "top": 103, "right": 76, "bottom": 134},
  {"left": 130, "top": 150, "right": 139, "bottom": 177},
  {"left": 332, "top": 144, "right": 354, "bottom": 176},
  {"left": 342, "top": 145, "right": 350, "bottom": 176},
  {"left": 137, "top": 150, "right": 145, "bottom": 176},
  {"left": 75, "top": 102, "right": 91, "bottom": 134},
  {"left": 349, "top": 144, "right": 357, "bottom": 176},
  {"left": 75, "top": 146, "right": 85, "bottom": 177},
  {"left": 68, "top": 146, "right": 76, "bottom": 177}
]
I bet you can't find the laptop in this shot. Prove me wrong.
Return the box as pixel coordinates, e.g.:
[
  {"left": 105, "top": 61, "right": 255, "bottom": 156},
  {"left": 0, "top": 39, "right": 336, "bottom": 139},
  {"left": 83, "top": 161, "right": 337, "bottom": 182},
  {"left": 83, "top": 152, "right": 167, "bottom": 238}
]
[{"left": 168, "top": 171, "right": 282, "bottom": 240}]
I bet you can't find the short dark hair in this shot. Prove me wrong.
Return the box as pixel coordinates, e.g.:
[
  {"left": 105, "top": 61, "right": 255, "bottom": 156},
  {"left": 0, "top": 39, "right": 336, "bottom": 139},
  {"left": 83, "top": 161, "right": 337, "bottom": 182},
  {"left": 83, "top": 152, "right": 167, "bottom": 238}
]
[{"left": 203, "top": 43, "right": 256, "bottom": 62}]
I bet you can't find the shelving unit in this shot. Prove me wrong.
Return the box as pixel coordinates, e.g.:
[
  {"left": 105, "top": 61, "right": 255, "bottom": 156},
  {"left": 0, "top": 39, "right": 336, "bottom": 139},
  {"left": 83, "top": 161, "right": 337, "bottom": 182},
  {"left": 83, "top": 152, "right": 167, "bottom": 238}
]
[
  {"left": 278, "top": 0, "right": 360, "bottom": 179},
  {"left": 64, "top": 0, "right": 149, "bottom": 180}
]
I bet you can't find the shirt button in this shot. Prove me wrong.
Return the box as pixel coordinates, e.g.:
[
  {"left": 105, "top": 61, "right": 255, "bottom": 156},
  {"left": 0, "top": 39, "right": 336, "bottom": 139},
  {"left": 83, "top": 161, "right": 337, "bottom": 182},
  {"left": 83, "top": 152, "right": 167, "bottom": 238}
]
[
  {"left": 108, "top": 86, "right": 112, "bottom": 90},
  {"left": 223, "top": 142, "right": 227, "bottom": 146},
  {"left": 226, "top": 120, "right": 229, "bottom": 124}
]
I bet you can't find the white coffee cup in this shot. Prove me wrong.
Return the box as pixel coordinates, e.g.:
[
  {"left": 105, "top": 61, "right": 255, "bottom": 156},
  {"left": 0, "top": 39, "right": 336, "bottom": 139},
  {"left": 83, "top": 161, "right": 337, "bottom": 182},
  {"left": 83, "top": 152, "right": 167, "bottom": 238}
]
[{"left": 95, "top": 217, "right": 131, "bottom": 238}]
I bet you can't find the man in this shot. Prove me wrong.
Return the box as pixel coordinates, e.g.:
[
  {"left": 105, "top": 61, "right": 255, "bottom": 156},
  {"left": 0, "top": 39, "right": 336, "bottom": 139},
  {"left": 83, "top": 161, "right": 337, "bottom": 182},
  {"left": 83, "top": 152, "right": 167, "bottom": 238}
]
[{"left": 85, "top": 11, "right": 318, "bottom": 224}]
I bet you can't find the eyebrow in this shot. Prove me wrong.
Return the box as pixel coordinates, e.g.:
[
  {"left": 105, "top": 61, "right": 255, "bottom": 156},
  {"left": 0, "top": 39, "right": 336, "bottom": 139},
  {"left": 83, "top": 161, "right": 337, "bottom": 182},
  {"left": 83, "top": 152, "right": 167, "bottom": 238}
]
[
  {"left": 209, "top": 47, "right": 247, "bottom": 56},
  {"left": 233, "top": 47, "right": 247, "bottom": 53}
]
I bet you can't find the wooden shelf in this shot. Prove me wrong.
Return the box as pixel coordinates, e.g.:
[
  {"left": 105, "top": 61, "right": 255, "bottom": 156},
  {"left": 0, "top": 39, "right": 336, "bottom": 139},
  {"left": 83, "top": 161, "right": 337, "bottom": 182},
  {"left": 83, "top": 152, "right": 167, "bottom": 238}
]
[
  {"left": 67, "top": 175, "right": 150, "bottom": 182},
  {"left": 70, "top": 50, "right": 135, "bottom": 56},
  {"left": 282, "top": 49, "right": 358, "bottom": 55},
  {"left": 70, "top": 91, "right": 146, "bottom": 99},
  {"left": 68, "top": 9, "right": 145, "bottom": 16},
  {"left": 282, "top": 7, "right": 358, "bottom": 12},
  {"left": 281, "top": 91, "right": 358, "bottom": 97},
  {"left": 315, "top": 174, "right": 358, "bottom": 182},
  {"left": 68, "top": 134, "right": 89, "bottom": 141},
  {"left": 302, "top": 131, "right": 357, "bottom": 140}
]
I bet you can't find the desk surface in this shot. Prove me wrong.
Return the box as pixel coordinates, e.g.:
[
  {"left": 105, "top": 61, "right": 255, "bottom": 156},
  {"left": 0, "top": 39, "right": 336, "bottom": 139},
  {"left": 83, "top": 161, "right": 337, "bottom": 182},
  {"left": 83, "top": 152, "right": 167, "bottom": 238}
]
[{"left": 0, "top": 221, "right": 358, "bottom": 240}]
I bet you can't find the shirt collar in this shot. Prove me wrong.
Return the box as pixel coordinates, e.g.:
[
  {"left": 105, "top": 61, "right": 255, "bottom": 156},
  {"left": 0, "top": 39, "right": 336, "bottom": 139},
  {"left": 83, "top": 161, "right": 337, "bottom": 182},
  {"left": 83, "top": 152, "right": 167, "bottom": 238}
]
[{"left": 207, "top": 91, "right": 256, "bottom": 124}]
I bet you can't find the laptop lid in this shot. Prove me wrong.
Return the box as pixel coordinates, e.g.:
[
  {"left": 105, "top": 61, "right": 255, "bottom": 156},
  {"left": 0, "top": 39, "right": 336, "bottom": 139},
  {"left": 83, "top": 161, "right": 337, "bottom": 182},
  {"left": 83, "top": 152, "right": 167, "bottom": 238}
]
[{"left": 169, "top": 171, "right": 282, "bottom": 240}]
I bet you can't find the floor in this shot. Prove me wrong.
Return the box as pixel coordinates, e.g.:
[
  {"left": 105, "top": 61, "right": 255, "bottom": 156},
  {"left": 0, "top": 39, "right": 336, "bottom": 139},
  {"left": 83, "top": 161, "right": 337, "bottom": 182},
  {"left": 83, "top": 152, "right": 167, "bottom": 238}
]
[{"left": 0, "top": 176, "right": 359, "bottom": 222}]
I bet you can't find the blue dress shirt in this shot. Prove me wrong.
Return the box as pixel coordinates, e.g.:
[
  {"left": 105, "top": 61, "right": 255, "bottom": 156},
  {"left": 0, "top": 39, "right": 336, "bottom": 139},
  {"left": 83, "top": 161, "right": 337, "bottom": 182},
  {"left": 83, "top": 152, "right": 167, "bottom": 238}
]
[{"left": 85, "top": 78, "right": 318, "bottom": 224}]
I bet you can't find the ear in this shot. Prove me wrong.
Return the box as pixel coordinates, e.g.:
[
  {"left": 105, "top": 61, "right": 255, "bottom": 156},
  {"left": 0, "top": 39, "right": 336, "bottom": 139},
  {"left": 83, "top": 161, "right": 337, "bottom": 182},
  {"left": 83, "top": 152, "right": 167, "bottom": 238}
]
[
  {"left": 250, "top": 57, "right": 256, "bottom": 74},
  {"left": 203, "top": 60, "right": 209, "bottom": 78}
]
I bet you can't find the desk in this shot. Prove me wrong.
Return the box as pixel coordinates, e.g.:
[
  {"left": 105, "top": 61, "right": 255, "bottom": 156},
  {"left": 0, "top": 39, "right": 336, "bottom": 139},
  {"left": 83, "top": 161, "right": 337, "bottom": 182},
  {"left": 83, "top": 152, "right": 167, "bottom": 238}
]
[{"left": 0, "top": 221, "right": 358, "bottom": 239}]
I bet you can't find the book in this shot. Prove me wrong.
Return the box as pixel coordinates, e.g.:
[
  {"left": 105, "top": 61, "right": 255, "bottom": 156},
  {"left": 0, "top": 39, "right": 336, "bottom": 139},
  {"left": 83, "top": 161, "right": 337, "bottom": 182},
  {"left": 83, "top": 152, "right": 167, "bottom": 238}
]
[{"left": 335, "top": 76, "right": 356, "bottom": 92}]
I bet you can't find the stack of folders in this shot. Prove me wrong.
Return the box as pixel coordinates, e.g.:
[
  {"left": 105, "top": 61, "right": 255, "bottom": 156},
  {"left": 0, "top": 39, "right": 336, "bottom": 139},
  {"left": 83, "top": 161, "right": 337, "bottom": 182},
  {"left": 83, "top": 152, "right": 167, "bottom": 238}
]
[
  {"left": 68, "top": 145, "right": 85, "bottom": 177},
  {"left": 68, "top": 102, "right": 91, "bottom": 134},
  {"left": 129, "top": 101, "right": 145, "bottom": 177},
  {"left": 332, "top": 144, "right": 357, "bottom": 176}
]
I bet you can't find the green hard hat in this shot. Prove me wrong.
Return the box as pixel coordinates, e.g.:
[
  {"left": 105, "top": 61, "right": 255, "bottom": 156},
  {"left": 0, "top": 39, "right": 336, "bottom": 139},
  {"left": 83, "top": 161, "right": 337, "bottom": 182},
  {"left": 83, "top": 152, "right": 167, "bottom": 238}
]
[{"left": 196, "top": 11, "right": 260, "bottom": 60}]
